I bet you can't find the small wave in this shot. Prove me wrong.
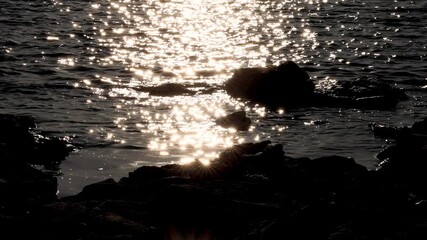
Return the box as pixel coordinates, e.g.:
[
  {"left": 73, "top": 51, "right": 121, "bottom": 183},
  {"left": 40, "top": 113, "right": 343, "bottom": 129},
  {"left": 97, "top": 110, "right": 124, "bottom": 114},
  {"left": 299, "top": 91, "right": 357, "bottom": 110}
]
[
  {"left": 42, "top": 52, "right": 76, "bottom": 58},
  {"left": 0, "top": 53, "right": 19, "bottom": 62},
  {"left": 0, "top": 68, "right": 21, "bottom": 76}
]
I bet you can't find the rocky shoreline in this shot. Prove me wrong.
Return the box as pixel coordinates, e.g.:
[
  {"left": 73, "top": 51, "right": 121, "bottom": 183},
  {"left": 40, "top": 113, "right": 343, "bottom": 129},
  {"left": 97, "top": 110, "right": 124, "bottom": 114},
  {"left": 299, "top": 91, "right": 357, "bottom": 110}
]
[
  {"left": 1, "top": 112, "right": 427, "bottom": 239},
  {"left": 1, "top": 62, "right": 425, "bottom": 239}
]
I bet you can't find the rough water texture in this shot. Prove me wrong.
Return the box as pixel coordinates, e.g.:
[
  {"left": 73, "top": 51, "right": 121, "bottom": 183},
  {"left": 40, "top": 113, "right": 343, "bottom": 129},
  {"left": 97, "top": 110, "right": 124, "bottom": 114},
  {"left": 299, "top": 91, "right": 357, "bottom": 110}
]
[
  {"left": 1, "top": 1, "right": 427, "bottom": 239},
  {"left": 1, "top": 0, "right": 427, "bottom": 195}
]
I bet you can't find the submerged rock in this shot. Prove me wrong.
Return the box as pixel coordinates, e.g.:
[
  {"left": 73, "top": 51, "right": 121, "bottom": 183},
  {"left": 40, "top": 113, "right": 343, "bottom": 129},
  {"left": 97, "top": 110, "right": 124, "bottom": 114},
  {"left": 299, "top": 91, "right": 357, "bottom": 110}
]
[
  {"left": 139, "top": 82, "right": 220, "bottom": 97},
  {"left": 318, "top": 76, "right": 407, "bottom": 109},
  {"left": 139, "top": 83, "right": 195, "bottom": 96},
  {"left": 215, "top": 111, "right": 251, "bottom": 131}
]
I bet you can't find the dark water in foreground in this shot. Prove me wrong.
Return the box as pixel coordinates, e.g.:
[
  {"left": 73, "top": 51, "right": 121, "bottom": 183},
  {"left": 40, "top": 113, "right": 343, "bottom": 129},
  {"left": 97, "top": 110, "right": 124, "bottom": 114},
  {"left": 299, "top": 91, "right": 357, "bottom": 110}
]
[{"left": 1, "top": 0, "right": 426, "bottom": 196}]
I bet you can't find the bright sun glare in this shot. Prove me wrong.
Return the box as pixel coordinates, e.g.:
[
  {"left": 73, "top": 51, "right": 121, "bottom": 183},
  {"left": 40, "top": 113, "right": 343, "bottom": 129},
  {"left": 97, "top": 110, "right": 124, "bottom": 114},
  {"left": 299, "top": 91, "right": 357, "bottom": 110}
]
[{"left": 77, "top": 0, "right": 322, "bottom": 165}]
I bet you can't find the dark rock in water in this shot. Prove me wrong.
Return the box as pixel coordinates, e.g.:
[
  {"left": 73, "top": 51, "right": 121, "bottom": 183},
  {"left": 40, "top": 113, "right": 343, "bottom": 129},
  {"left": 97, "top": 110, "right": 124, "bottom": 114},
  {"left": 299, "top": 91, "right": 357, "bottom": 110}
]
[
  {"left": 376, "top": 145, "right": 398, "bottom": 162},
  {"left": 215, "top": 111, "right": 251, "bottom": 131},
  {"left": 225, "top": 63, "right": 406, "bottom": 110},
  {"left": 323, "top": 76, "right": 399, "bottom": 99},
  {"left": 375, "top": 117, "right": 427, "bottom": 196},
  {"left": 0, "top": 113, "right": 74, "bottom": 168},
  {"left": 0, "top": 114, "right": 73, "bottom": 215},
  {"left": 0, "top": 113, "right": 36, "bottom": 129},
  {"left": 0, "top": 114, "right": 37, "bottom": 155},
  {"left": 139, "top": 82, "right": 219, "bottom": 96},
  {"left": 373, "top": 118, "right": 427, "bottom": 162},
  {"left": 412, "top": 117, "right": 427, "bottom": 135},
  {"left": 225, "top": 61, "right": 315, "bottom": 107},
  {"left": 139, "top": 83, "right": 196, "bottom": 96},
  {"left": 316, "top": 76, "right": 407, "bottom": 109},
  {"left": 368, "top": 122, "right": 409, "bottom": 139}
]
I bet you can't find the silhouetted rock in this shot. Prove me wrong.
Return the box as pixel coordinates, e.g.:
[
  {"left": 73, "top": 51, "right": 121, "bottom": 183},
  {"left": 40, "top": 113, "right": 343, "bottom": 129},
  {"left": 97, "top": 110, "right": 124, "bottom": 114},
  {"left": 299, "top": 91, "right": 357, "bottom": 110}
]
[
  {"left": 368, "top": 122, "right": 407, "bottom": 138},
  {"left": 412, "top": 117, "right": 427, "bottom": 135},
  {"left": 0, "top": 113, "right": 74, "bottom": 168},
  {"left": 375, "top": 117, "right": 427, "bottom": 197},
  {"left": 3, "top": 115, "right": 427, "bottom": 240},
  {"left": 225, "top": 61, "right": 315, "bottom": 107},
  {"left": 217, "top": 140, "right": 272, "bottom": 164},
  {"left": 376, "top": 145, "right": 398, "bottom": 163},
  {"left": 309, "top": 155, "right": 368, "bottom": 182},
  {"left": 225, "top": 63, "right": 406, "bottom": 109},
  {"left": 215, "top": 111, "right": 251, "bottom": 131},
  {"left": 138, "top": 82, "right": 220, "bottom": 97},
  {"left": 76, "top": 178, "right": 131, "bottom": 200},
  {"left": 38, "top": 200, "right": 159, "bottom": 240},
  {"left": 0, "top": 161, "right": 58, "bottom": 209},
  {"left": 0, "top": 114, "right": 73, "bottom": 216},
  {"left": 128, "top": 165, "right": 171, "bottom": 183}
]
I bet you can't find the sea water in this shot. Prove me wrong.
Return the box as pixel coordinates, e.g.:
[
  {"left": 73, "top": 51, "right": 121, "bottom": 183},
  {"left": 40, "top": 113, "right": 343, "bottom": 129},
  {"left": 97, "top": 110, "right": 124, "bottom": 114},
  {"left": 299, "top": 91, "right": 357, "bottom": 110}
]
[{"left": 1, "top": 0, "right": 426, "bottom": 196}]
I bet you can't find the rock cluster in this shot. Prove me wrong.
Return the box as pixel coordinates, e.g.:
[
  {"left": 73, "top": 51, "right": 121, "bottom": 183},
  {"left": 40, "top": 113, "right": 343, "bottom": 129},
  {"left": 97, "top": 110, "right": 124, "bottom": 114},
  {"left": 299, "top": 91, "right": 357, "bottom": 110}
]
[
  {"left": 0, "top": 117, "right": 424, "bottom": 239},
  {"left": 224, "top": 61, "right": 407, "bottom": 109},
  {"left": 0, "top": 114, "right": 73, "bottom": 227},
  {"left": 318, "top": 75, "right": 408, "bottom": 109},
  {"left": 127, "top": 62, "right": 406, "bottom": 110},
  {"left": 0, "top": 114, "right": 73, "bottom": 168}
]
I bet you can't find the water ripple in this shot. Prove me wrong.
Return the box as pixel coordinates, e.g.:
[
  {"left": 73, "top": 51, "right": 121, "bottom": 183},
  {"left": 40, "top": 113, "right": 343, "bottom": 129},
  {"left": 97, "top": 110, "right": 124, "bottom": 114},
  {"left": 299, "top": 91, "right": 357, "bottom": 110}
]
[{"left": 1, "top": 0, "right": 427, "bottom": 195}]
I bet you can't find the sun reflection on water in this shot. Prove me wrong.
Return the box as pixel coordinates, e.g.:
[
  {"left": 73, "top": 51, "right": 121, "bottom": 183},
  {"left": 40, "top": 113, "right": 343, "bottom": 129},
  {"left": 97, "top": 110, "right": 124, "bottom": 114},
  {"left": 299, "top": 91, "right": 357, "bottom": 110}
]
[
  {"left": 140, "top": 94, "right": 248, "bottom": 164},
  {"left": 64, "top": 0, "right": 338, "bottom": 165},
  {"left": 90, "top": 0, "right": 324, "bottom": 82}
]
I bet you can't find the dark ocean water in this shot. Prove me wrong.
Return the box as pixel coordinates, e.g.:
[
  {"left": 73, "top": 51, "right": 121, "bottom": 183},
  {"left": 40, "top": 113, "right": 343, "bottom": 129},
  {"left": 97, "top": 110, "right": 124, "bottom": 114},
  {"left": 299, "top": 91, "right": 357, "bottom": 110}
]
[{"left": 1, "top": 0, "right": 426, "bottom": 196}]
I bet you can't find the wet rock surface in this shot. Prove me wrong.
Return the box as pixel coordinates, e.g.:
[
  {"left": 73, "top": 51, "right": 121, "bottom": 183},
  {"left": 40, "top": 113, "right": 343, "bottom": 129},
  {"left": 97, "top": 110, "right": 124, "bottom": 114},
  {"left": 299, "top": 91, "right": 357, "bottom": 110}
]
[
  {"left": 0, "top": 114, "right": 73, "bottom": 204},
  {"left": 225, "top": 61, "right": 315, "bottom": 107},
  {"left": 0, "top": 114, "right": 74, "bottom": 238},
  {"left": 224, "top": 61, "right": 407, "bottom": 110},
  {"left": 0, "top": 114, "right": 74, "bottom": 168},
  {"left": 2, "top": 116, "right": 427, "bottom": 239},
  {"left": 215, "top": 111, "right": 251, "bottom": 131},
  {"left": 317, "top": 75, "right": 408, "bottom": 110}
]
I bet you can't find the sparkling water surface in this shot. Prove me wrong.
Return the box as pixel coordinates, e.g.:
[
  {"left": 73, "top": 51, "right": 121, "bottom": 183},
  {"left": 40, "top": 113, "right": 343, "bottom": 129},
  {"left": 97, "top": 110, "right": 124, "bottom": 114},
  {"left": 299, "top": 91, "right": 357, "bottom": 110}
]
[{"left": 1, "top": 0, "right": 426, "bottom": 196}]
